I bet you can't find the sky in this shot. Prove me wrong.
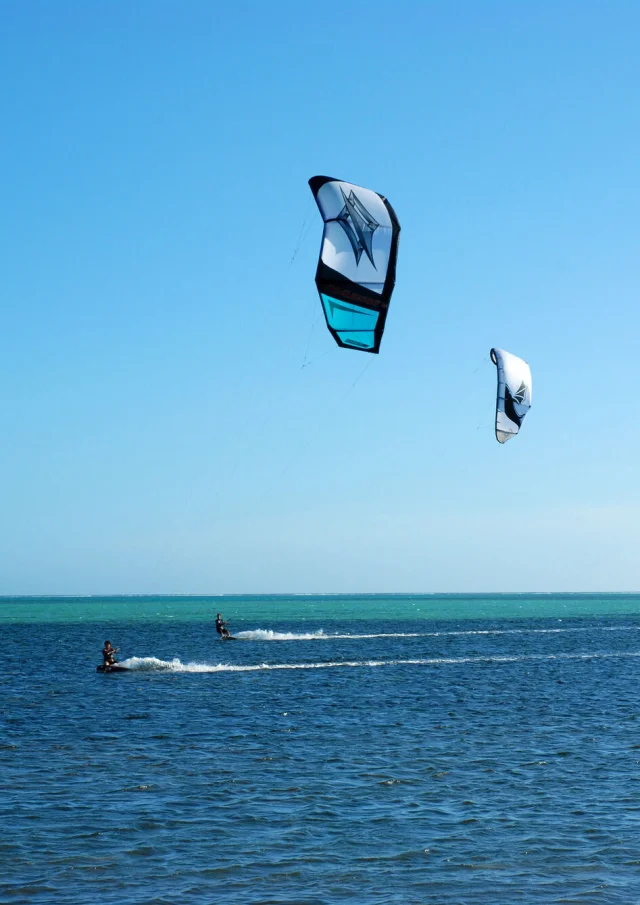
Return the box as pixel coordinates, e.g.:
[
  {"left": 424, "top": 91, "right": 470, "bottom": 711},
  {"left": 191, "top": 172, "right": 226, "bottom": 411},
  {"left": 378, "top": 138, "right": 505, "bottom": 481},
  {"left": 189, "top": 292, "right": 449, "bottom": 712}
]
[{"left": 1, "top": 0, "right": 640, "bottom": 595}]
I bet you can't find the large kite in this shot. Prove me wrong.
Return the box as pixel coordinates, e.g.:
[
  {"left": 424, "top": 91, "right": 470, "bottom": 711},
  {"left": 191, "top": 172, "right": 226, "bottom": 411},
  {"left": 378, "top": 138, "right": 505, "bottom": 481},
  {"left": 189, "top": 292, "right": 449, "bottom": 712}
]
[
  {"left": 490, "top": 348, "right": 532, "bottom": 442},
  {"left": 309, "top": 176, "right": 400, "bottom": 354}
]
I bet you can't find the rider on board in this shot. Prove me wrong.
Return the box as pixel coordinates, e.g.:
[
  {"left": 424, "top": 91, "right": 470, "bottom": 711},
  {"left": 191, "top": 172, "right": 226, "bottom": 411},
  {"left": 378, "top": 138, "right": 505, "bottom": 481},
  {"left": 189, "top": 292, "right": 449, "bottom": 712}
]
[
  {"left": 216, "top": 614, "right": 231, "bottom": 639},
  {"left": 102, "top": 640, "right": 119, "bottom": 668}
]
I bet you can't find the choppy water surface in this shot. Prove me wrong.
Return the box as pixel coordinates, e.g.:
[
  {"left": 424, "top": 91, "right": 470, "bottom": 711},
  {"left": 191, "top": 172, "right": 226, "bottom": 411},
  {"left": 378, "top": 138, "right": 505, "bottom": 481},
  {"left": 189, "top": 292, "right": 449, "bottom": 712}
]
[{"left": 2, "top": 597, "right": 640, "bottom": 904}]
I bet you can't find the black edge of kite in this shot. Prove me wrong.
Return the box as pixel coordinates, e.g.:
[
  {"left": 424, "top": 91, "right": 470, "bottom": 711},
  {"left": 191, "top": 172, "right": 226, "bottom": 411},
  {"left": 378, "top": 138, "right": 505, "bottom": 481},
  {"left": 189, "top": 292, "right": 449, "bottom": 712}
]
[
  {"left": 382, "top": 195, "right": 401, "bottom": 307},
  {"left": 309, "top": 175, "right": 338, "bottom": 196},
  {"left": 490, "top": 347, "right": 502, "bottom": 443}
]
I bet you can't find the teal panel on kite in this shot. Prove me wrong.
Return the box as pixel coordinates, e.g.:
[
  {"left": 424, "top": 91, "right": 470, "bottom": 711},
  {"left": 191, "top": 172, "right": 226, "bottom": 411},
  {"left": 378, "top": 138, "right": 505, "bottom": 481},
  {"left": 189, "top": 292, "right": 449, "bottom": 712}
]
[{"left": 320, "top": 295, "right": 379, "bottom": 351}]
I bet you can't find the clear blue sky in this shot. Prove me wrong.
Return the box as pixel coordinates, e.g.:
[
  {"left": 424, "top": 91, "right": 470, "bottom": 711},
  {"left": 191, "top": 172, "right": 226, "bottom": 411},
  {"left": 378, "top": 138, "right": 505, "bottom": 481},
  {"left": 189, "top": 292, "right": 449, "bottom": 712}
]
[{"left": 2, "top": 0, "right": 639, "bottom": 595}]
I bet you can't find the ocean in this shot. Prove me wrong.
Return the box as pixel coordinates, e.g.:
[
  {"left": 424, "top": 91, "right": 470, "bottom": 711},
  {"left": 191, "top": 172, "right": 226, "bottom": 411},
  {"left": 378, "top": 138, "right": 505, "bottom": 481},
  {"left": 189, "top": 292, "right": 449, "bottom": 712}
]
[{"left": 2, "top": 594, "right": 640, "bottom": 904}]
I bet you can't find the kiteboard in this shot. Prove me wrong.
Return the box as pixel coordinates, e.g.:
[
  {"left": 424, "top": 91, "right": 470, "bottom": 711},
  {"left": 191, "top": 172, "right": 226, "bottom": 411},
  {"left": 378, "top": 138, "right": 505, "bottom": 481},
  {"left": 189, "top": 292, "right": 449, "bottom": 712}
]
[
  {"left": 96, "top": 665, "right": 129, "bottom": 673},
  {"left": 221, "top": 635, "right": 236, "bottom": 641}
]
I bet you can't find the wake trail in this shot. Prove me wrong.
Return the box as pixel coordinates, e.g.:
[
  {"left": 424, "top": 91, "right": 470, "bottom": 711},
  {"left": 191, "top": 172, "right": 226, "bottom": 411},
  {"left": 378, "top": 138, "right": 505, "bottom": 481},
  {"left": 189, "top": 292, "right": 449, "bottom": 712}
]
[
  {"left": 234, "top": 630, "right": 423, "bottom": 641},
  {"left": 233, "top": 625, "right": 640, "bottom": 642},
  {"left": 118, "top": 650, "right": 640, "bottom": 675}
]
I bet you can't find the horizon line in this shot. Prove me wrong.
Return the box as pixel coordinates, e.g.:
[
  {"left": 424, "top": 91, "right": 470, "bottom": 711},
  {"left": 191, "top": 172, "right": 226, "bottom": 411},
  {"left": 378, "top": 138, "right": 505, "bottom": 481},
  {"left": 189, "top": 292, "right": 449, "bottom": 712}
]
[{"left": 2, "top": 590, "right": 640, "bottom": 600}]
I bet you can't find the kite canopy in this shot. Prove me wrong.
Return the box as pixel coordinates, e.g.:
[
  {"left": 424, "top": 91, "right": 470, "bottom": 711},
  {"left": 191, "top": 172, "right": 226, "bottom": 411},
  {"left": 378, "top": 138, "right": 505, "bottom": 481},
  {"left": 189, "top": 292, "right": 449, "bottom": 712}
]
[
  {"left": 490, "top": 348, "right": 532, "bottom": 443},
  {"left": 309, "top": 175, "right": 400, "bottom": 354}
]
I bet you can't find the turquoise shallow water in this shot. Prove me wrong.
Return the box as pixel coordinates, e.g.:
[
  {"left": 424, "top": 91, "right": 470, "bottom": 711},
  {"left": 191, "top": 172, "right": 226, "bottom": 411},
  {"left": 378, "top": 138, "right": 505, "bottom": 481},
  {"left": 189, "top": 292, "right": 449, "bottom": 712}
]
[
  {"left": 2, "top": 595, "right": 640, "bottom": 904},
  {"left": 3, "top": 592, "right": 640, "bottom": 623}
]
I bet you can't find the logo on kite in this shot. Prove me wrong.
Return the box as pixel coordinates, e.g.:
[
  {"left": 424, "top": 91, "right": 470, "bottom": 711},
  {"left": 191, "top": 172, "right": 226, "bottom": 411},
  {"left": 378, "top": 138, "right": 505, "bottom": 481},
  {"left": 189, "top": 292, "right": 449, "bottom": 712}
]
[
  {"left": 334, "top": 188, "right": 379, "bottom": 268},
  {"left": 512, "top": 381, "right": 528, "bottom": 405}
]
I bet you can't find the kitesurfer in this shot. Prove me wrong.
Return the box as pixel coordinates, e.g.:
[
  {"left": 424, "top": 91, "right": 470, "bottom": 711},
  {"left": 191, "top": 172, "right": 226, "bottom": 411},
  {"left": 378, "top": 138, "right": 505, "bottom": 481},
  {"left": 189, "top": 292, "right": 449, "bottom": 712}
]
[
  {"left": 102, "top": 640, "right": 119, "bottom": 668},
  {"left": 216, "top": 614, "right": 231, "bottom": 639}
]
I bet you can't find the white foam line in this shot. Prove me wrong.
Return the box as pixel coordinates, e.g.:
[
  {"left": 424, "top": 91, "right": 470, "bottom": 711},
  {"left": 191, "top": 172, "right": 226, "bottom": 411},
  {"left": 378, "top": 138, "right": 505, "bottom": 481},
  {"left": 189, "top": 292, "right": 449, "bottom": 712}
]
[
  {"left": 119, "top": 650, "right": 640, "bottom": 674},
  {"left": 233, "top": 625, "right": 640, "bottom": 641},
  {"left": 234, "top": 630, "right": 425, "bottom": 641}
]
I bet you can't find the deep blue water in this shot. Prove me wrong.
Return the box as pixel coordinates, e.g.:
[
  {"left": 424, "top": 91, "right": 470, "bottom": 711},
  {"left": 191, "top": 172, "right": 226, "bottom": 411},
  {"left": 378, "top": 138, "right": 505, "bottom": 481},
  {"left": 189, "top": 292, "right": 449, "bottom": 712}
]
[{"left": 3, "top": 605, "right": 640, "bottom": 903}]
